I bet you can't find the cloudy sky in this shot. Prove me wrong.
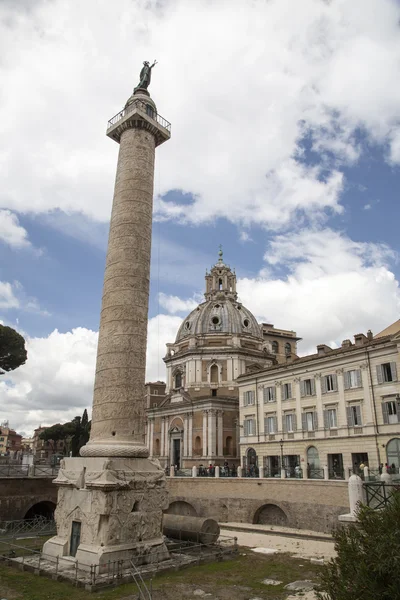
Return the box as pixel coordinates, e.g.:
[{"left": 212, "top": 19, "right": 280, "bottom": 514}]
[{"left": 1, "top": 0, "right": 400, "bottom": 436}]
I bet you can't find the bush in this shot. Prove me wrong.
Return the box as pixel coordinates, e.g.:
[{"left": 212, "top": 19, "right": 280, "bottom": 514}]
[{"left": 316, "top": 492, "right": 400, "bottom": 600}]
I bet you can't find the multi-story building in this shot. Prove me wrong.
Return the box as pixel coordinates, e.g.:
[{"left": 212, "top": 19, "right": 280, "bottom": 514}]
[
  {"left": 238, "top": 323, "right": 400, "bottom": 478},
  {"left": 146, "top": 250, "right": 298, "bottom": 470},
  {"left": 32, "top": 426, "right": 66, "bottom": 460},
  {"left": 0, "top": 424, "right": 22, "bottom": 456}
]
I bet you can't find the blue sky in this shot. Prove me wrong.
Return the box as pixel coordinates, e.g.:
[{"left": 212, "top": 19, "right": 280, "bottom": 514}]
[{"left": 0, "top": 0, "right": 399, "bottom": 434}]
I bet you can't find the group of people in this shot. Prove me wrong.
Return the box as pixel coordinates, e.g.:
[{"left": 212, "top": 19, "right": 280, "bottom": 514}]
[{"left": 198, "top": 461, "right": 237, "bottom": 477}]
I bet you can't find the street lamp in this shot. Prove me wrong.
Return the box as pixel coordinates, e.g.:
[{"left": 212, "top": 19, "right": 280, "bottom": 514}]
[{"left": 279, "top": 438, "right": 284, "bottom": 478}]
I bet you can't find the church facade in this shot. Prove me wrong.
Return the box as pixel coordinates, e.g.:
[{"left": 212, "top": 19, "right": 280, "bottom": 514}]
[{"left": 145, "top": 251, "right": 299, "bottom": 470}]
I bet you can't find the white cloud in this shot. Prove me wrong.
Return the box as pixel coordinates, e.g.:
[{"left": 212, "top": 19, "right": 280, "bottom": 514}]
[
  {"left": 237, "top": 228, "right": 400, "bottom": 354},
  {"left": 146, "top": 314, "right": 183, "bottom": 382},
  {"left": 0, "top": 0, "right": 400, "bottom": 228},
  {"left": 0, "top": 210, "right": 30, "bottom": 249},
  {"left": 158, "top": 293, "right": 199, "bottom": 314},
  {"left": 0, "top": 316, "right": 183, "bottom": 435},
  {"left": 0, "top": 281, "right": 20, "bottom": 309}
]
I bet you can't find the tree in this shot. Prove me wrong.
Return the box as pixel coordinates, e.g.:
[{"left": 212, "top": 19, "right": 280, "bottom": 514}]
[
  {"left": 0, "top": 324, "right": 27, "bottom": 375},
  {"left": 70, "top": 409, "right": 91, "bottom": 457},
  {"left": 39, "top": 424, "right": 70, "bottom": 454},
  {"left": 316, "top": 492, "right": 400, "bottom": 600}
]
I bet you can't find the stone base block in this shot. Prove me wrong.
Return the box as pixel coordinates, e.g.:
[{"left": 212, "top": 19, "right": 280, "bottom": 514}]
[{"left": 43, "top": 455, "right": 169, "bottom": 571}]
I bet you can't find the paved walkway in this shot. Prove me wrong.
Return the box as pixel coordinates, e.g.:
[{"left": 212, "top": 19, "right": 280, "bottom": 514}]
[{"left": 220, "top": 522, "right": 336, "bottom": 561}]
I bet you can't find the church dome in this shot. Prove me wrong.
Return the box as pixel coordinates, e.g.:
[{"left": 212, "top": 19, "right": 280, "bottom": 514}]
[
  {"left": 175, "top": 249, "right": 262, "bottom": 343},
  {"left": 175, "top": 297, "right": 261, "bottom": 342}
]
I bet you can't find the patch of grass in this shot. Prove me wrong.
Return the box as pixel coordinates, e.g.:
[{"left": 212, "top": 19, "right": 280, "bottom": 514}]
[{"left": 0, "top": 547, "right": 322, "bottom": 600}]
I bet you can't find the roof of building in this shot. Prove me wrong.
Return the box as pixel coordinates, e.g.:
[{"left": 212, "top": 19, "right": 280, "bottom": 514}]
[
  {"left": 375, "top": 319, "right": 400, "bottom": 338},
  {"left": 237, "top": 331, "right": 399, "bottom": 380}
]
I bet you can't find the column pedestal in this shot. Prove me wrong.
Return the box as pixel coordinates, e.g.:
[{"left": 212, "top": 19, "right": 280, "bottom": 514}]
[{"left": 43, "top": 456, "right": 169, "bottom": 571}]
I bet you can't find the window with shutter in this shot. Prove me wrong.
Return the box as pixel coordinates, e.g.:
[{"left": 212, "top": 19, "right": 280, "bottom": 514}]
[
  {"left": 376, "top": 364, "right": 384, "bottom": 384},
  {"left": 382, "top": 402, "right": 389, "bottom": 424},
  {"left": 344, "top": 371, "right": 351, "bottom": 389},
  {"left": 390, "top": 362, "right": 398, "bottom": 382},
  {"left": 310, "top": 378, "right": 316, "bottom": 395},
  {"left": 356, "top": 370, "right": 362, "bottom": 387},
  {"left": 302, "top": 413, "right": 307, "bottom": 430},
  {"left": 292, "top": 414, "right": 297, "bottom": 431},
  {"left": 332, "top": 374, "right": 338, "bottom": 392},
  {"left": 346, "top": 406, "right": 354, "bottom": 427},
  {"left": 321, "top": 376, "right": 327, "bottom": 394},
  {"left": 323, "top": 410, "right": 329, "bottom": 429},
  {"left": 313, "top": 411, "right": 318, "bottom": 430},
  {"left": 300, "top": 380, "right": 306, "bottom": 397},
  {"left": 354, "top": 405, "right": 362, "bottom": 426}
]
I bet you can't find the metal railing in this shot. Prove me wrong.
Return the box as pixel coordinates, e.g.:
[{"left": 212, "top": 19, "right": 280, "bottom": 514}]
[
  {"left": 0, "top": 532, "right": 237, "bottom": 589},
  {"left": 0, "top": 464, "right": 29, "bottom": 477},
  {"left": 364, "top": 481, "right": 400, "bottom": 510},
  {"left": 33, "top": 465, "right": 59, "bottom": 477},
  {"left": 107, "top": 99, "right": 171, "bottom": 132},
  {"left": 0, "top": 517, "right": 56, "bottom": 539},
  {"left": 308, "top": 468, "right": 324, "bottom": 480},
  {"left": 328, "top": 468, "right": 344, "bottom": 480}
]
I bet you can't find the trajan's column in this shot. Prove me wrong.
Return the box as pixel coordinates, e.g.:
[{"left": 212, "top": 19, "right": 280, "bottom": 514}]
[{"left": 44, "top": 61, "right": 171, "bottom": 568}]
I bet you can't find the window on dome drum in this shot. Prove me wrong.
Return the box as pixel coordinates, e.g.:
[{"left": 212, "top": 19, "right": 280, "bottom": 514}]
[
  {"left": 184, "top": 321, "right": 190, "bottom": 330},
  {"left": 272, "top": 341, "right": 279, "bottom": 354},
  {"left": 347, "top": 405, "right": 362, "bottom": 427},
  {"left": 212, "top": 316, "right": 219, "bottom": 325},
  {"left": 210, "top": 364, "right": 219, "bottom": 383},
  {"left": 377, "top": 362, "right": 398, "bottom": 384},
  {"left": 211, "top": 389, "right": 217, "bottom": 397},
  {"left": 219, "top": 279, "right": 223, "bottom": 290},
  {"left": 285, "top": 342, "right": 291, "bottom": 355},
  {"left": 174, "top": 372, "right": 182, "bottom": 388},
  {"left": 243, "top": 318, "right": 250, "bottom": 328}
]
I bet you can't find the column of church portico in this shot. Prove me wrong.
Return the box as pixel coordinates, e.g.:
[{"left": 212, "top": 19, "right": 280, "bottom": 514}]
[
  {"left": 149, "top": 419, "right": 154, "bottom": 457},
  {"left": 217, "top": 411, "right": 223, "bottom": 456},
  {"left": 208, "top": 409, "right": 217, "bottom": 458},
  {"left": 161, "top": 417, "right": 165, "bottom": 457},
  {"left": 183, "top": 414, "right": 189, "bottom": 457},
  {"left": 146, "top": 420, "right": 151, "bottom": 453},
  {"left": 188, "top": 413, "right": 193, "bottom": 457},
  {"left": 202, "top": 410, "right": 208, "bottom": 457}
]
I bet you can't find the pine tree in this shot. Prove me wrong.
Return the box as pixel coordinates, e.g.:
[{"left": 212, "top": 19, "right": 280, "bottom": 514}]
[{"left": 0, "top": 324, "right": 27, "bottom": 374}]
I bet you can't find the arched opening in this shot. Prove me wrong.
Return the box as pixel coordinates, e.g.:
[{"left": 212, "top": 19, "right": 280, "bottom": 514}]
[
  {"left": 210, "top": 364, "right": 219, "bottom": 383},
  {"left": 165, "top": 501, "right": 197, "bottom": 517},
  {"left": 244, "top": 447, "right": 258, "bottom": 476},
  {"left": 154, "top": 438, "right": 160, "bottom": 456},
  {"left": 272, "top": 341, "right": 279, "bottom": 354},
  {"left": 220, "top": 503, "right": 228, "bottom": 522},
  {"left": 225, "top": 436, "right": 233, "bottom": 455},
  {"left": 253, "top": 504, "right": 288, "bottom": 526},
  {"left": 174, "top": 371, "right": 182, "bottom": 389},
  {"left": 307, "top": 446, "right": 321, "bottom": 478},
  {"left": 194, "top": 436, "right": 202, "bottom": 455},
  {"left": 386, "top": 438, "right": 400, "bottom": 471},
  {"left": 285, "top": 342, "right": 291, "bottom": 356},
  {"left": 24, "top": 501, "right": 56, "bottom": 521},
  {"left": 219, "top": 279, "right": 223, "bottom": 290}
]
